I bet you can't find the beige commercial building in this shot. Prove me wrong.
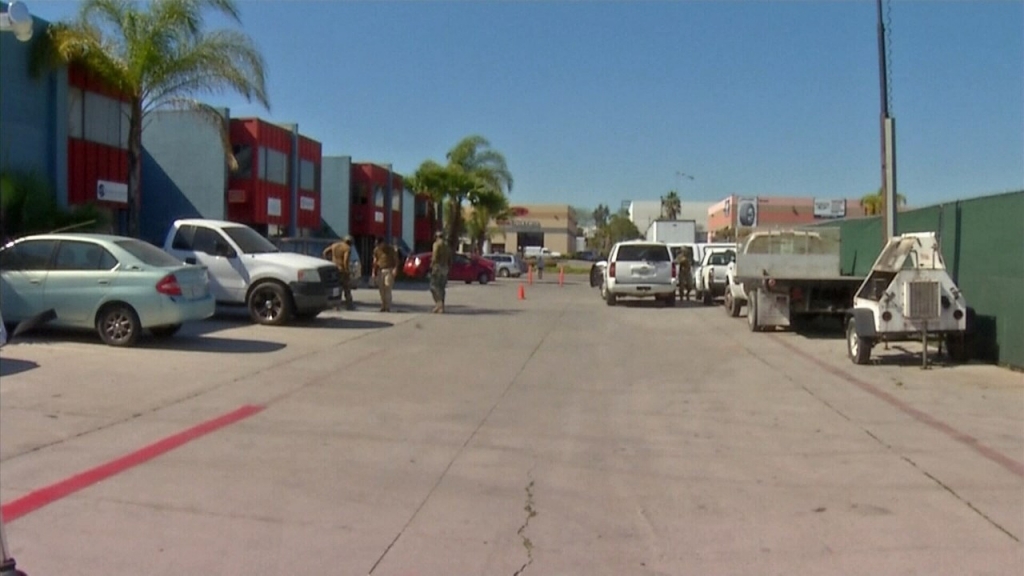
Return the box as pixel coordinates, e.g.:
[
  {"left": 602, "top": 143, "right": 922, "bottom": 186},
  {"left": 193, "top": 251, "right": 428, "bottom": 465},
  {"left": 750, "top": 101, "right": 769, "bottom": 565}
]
[{"left": 485, "top": 204, "right": 578, "bottom": 256}]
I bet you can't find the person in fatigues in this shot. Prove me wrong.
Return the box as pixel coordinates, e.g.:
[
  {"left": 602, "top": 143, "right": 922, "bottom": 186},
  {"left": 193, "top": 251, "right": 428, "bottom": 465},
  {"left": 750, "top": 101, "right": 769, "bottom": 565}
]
[
  {"left": 675, "top": 246, "right": 694, "bottom": 301},
  {"left": 372, "top": 236, "right": 399, "bottom": 312},
  {"left": 321, "top": 236, "right": 355, "bottom": 310},
  {"left": 430, "top": 231, "right": 452, "bottom": 313}
]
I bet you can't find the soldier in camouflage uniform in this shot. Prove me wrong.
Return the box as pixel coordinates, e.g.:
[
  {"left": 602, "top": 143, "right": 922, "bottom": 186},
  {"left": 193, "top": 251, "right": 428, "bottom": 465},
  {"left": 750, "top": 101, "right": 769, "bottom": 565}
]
[
  {"left": 675, "top": 245, "right": 695, "bottom": 301},
  {"left": 372, "top": 236, "right": 399, "bottom": 312},
  {"left": 322, "top": 235, "right": 355, "bottom": 310},
  {"left": 430, "top": 231, "right": 452, "bottom": 313}
]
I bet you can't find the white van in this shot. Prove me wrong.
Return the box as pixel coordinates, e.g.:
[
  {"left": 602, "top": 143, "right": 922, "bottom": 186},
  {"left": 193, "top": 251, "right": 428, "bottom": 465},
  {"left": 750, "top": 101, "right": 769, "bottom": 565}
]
[{"left": 523, "top": 246, "right": 562, "bottom": 259}]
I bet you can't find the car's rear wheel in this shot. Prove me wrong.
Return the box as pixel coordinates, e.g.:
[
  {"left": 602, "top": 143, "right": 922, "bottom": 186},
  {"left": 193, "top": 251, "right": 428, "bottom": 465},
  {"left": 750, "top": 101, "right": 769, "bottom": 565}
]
[
  {"left": 747, "top": 290, "right": 760, "bottom": 332},
  {"left": 499, "top": 268, "right": 510, "bottom": 278},
  {"left": 605, "top": 287, "right": 617, "bottom": 306},
  {"left": 150, "top": 324, "right": 182, "bottom": 338},
  {"left": 248, "top": 281, "right": 293, "bottom": 326},
  {"left": 846, "top": 317, "right": 873, "bottom": 365},
  {"left": 97, "top": 303, "right": 141, "bottom": 347}
]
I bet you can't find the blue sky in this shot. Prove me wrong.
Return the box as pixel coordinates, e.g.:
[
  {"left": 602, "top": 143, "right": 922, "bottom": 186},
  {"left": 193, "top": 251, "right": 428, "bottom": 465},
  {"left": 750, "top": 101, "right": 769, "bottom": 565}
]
[{"left": 27, "top": 0, "right": 1024, "bottom": 210}]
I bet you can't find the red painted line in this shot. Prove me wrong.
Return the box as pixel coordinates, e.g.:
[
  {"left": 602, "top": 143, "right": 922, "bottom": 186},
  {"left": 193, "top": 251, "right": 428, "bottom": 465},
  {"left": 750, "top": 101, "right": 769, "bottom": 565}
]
[
  {"left": 771, "top": 336, "right": 1024, "bottom": 479},
  {"left": 1, "top": 404, "right": 265, "bottom": 523}
]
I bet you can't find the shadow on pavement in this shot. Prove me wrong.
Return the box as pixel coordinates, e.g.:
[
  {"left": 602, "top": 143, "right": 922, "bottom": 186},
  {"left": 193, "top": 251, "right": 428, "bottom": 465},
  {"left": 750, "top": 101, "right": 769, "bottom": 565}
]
[
  {"left": 397, "top": 303, "right": 522, "bottom": 316},
  {"left": 283, "top": 317, "right": 393, "bottom": 330},
  {"left": 866, "top": 344, "right": 963, "bottom": 368},
  {"left": 8, "top": 327, "right": 287, "bottom": 354},
  {"left": 0, "top": 357, "right": 41, "bottom": 377}
]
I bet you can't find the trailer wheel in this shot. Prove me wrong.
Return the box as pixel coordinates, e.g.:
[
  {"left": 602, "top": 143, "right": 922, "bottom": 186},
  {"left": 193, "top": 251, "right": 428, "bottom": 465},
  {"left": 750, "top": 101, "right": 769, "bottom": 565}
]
[
  {"left": 846, "top": 317, "right": 872, "bottom": 365},
  {"left": 945, "top": 333, "right": 969, "bottom": 363}
]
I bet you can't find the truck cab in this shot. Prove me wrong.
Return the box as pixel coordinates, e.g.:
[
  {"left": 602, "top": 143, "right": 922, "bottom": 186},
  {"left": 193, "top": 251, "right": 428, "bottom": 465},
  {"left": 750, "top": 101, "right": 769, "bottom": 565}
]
[{"left": 163, "top": 219, "right": 341, "bottom": 325}]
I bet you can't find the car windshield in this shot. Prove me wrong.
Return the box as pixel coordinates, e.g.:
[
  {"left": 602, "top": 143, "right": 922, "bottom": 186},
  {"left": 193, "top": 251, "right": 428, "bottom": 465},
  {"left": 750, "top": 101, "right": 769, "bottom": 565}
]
[
  {"left": 222, "top": 226, "right": 280, "bottom": 254},
  {"left": 616, "top": 244, "right": 670, "bottom": 262},
  {"left": 116, "top": 239, "right": 184, "bottom": 267}
]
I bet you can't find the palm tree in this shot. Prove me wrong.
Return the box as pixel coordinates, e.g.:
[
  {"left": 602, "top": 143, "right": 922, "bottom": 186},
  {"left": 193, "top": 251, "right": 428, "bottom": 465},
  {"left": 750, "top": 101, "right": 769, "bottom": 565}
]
[
  {"left": 445, "top": 135, "right": 513, "bottom": 250},
  {"left": 37, "top": 0, "right": 269, "bottom": 238},
  {"left": 592, "top": 204, "right": 610, "bottom": 228},
  {"left": 860, "top": 187, "right": 907, "bottom": 216},
  {"left": 661, "top": 190, "right": 682, "bottom": 219}
]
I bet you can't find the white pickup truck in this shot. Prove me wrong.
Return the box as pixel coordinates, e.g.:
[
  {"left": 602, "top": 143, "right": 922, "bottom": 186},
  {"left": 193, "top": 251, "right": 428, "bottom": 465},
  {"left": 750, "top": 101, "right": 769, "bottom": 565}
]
[
  {"left": 163, "top": 219, "right": 342, "bottom": 325},
  {"left": 694, "top": 247, "right": 736, "bottom": 305}
]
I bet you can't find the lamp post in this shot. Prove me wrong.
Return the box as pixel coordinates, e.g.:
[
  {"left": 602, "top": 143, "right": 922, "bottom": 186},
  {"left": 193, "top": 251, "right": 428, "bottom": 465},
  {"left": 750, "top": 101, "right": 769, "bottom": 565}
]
[
  {"left": 1, "top": 5, "right": 34, "bottom": 572},
  {"left": 385, "top": 163, "right": 393, "bottom": 244}
]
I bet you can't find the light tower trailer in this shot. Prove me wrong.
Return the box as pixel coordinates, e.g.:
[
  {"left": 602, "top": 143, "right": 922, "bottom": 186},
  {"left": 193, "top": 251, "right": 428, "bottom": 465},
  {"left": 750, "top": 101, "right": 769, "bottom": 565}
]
[{"left": 845, "top": 232, "right": 969, "bottom": 367}]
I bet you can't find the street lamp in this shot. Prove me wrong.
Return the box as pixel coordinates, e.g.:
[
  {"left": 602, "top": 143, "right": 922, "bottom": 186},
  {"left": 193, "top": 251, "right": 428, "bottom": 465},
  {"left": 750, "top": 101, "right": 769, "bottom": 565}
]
[{"left": 0, "top": 1, "right": 33, "bottom": 42}]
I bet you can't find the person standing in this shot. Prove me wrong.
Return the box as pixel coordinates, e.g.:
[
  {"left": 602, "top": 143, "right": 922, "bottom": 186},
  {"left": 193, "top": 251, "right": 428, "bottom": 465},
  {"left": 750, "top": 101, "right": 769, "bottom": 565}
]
[
  {"left": 321, "top": 235, "right": 355, "bottom": 310},
  {"left": 536, "top": 252, "right": 545, "bottom": 280},
  {"left": 430, "top": 230, "right": 452, "bottom": 313},
  {"left": 372, "top": 236, "right": 399, "bottom": 312}
]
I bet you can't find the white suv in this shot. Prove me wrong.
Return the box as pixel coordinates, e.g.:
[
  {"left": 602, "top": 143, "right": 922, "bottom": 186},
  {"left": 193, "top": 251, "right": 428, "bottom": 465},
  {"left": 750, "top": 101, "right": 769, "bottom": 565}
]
[{"left": 602, "top": 241, "right": 677, "bottom": 307}]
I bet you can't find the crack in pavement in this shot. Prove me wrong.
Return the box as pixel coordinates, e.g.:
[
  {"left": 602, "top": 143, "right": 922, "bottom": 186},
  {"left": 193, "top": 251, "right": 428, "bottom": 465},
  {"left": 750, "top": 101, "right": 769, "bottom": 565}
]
[
  {"left": 512, "top": 477, "right": 538, "bottom": 576},
  {"left": 367, "top": 304, "right": 569, "bottom": 575}
]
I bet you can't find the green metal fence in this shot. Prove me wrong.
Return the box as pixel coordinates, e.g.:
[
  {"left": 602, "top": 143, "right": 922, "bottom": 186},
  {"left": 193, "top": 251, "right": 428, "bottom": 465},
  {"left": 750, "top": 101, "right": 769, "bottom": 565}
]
[{"left": 811, "top": 190, "right": 1023, "bottom": 368}]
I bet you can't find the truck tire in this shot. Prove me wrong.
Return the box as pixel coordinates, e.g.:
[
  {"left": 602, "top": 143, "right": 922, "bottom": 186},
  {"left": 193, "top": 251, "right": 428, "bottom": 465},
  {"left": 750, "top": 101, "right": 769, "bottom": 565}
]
[
  {"left": 702, "top": 288, "right": 713, "bottom": 306},
  {"left": 846, "top": 317, "right": 872, "bottom": 365},
  {"left": 605, "top": 288, "right": 617, "bottom": 306},
  {"left": 248, "top": 281, "right": 294, "bottom": 326},
  {"left": 747, "top": 290, "right": 760, "bottom": 332}
]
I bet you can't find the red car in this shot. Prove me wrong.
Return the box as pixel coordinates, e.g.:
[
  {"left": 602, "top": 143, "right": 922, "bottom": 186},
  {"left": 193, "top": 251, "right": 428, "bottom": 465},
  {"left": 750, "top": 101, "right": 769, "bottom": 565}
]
[{"left": 403, "top": 252, "right": 496, "bottom": 284}]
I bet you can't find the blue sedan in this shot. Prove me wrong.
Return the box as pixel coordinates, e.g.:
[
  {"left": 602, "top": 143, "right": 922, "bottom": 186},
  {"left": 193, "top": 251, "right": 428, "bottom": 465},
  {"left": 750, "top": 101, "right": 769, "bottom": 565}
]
[{"left": 0, "top": 233, "right": 215, "bottom": 347}]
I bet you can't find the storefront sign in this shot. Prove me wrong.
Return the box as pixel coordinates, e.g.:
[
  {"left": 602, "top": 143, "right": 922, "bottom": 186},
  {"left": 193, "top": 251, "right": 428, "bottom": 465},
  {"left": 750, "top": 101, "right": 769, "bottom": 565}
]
[
  {"left": 227, "top": 189, "right": 246, "bottom": 203},
  {"left": 506, "top": 219, "right": 541, "bottom": 229},
  {"left": 813, "top": 198, "right": 846, "bottom": 218},
  {"left": 267, "top": 197, "right": 282, "bottom": 217},
  {"left": 299, "top": 197, "right": 315, "bottom": 211},
  {"left": 96, "top": 180, "right": 127, "bottom": 204}
]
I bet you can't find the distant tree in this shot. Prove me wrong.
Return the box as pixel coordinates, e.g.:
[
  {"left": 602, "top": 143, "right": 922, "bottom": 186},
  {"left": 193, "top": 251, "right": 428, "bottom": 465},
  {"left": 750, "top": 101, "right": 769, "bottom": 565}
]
[
  {"left": 661, "top": 191, "right": 682, "bottom": 219},
  {"left": 38, "top": 0, "right": 269, "bottom": 238},
  {"left": 860, "top": 187, "right": 907, "bottom": 216},
  {"left": 592, "top": 204, "right": 611, "bottom": 228},
  {"left": 572, "top": 206, "right": 594, "bottom": 228}
]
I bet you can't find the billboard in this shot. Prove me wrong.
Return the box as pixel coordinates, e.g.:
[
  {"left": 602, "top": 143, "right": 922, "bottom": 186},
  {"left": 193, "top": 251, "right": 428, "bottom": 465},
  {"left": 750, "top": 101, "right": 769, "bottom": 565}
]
[{"left": 814, "top": 198, "right": 847, "bottom": 218}]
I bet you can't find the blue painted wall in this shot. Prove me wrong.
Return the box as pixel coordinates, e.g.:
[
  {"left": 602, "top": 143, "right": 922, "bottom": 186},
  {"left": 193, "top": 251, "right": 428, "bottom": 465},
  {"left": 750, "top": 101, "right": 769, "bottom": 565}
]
[
  {"left": 0, "top": 16, "right": 68, "bottom": 205},
  {"left": 140, "top": 109, "right": 229, "bottom": 245},
  {"left": 321, "top": 155, "right": 351, "bottom": 239}
]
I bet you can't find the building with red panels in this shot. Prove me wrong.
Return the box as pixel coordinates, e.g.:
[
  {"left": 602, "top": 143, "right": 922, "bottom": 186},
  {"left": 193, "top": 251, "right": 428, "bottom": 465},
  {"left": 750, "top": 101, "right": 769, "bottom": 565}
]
[
  {"left": 707, "top": 195, "right": 871, "bottom": 238},
  {"left": 412, "top": 193, "right": 437, "bottom": 252},
  {"left": 350, "top": 161, "right": 403, "bottom": 234},
  {"left": 227, "top": 118, "right": 321, "bottom": 236},
  {"left": 66, "top": 62, "right": 131, "bottom": 230},
  {"left": 295, "top": 135, "right": 322, "bottom": 233}
]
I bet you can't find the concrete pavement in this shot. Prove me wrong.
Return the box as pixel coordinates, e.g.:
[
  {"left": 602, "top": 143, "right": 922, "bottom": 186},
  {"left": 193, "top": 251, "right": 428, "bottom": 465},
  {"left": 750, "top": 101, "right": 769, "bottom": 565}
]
[{"left": 1, "top": 278, "right": 1021, "bottom": 575}]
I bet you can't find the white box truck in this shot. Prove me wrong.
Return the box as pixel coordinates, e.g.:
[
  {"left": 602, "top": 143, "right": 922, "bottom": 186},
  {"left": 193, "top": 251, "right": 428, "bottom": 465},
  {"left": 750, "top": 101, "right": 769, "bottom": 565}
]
[{"left": 645, "top": 219, "right": 696, "bottom": 245}]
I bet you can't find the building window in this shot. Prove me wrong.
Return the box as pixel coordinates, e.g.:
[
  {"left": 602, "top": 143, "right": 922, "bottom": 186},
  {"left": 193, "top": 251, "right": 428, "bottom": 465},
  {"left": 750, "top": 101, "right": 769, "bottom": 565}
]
[
  {"left": 258, "top": 147, "right": 267, "bottom": 180},
  {"left": 261, "top": 147, "right": 288, "bottom": 185},
  {"left": 82, "top": 91, "right": 125, "bottom": 149},
  {"left": 392, "top": 188, "right": 401, "bottom": 212},
  {"left": 300, "top": 159, "right": 315, "bottom": 191},
  {"left": 374, "top": 186, "right": 384, "bottom": 208},
  {"left": 232, "top": 145, "right": 253, "bottom": 179},
  {"left": 415, "top": 197, "right": 428, "bottom": 217}
]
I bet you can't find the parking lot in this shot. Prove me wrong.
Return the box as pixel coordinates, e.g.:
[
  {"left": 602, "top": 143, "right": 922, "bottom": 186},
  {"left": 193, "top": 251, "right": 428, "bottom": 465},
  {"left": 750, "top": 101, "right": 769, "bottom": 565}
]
[{"left": 1, "top": 276, "right": 1021, "bottom": 575}]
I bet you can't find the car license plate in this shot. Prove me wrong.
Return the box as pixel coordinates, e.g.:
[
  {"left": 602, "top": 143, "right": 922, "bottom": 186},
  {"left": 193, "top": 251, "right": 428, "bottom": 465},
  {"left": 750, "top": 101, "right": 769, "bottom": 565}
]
[
  {"left": 637, "top": 286, "right": 651, "bottom": 292},
  {"left": 332, "top": 287, "right": 340, "bottom": 297}
]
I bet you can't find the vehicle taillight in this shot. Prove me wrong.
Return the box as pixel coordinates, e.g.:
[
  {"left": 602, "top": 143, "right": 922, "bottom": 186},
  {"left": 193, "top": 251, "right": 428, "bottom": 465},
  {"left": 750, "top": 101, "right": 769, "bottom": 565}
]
[
  {"left": 672, "top": 264, "right": 677, "bottom": 279},
  {"left": 609, "top": 262, "right": 616, "bottom": 278},
  {"left": 156, "top": 274, "right": 182, "bottom": 296}
]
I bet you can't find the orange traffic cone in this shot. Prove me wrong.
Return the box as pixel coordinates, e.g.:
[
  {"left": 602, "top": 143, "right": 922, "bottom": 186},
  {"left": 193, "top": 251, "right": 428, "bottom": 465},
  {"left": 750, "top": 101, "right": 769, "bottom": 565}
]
[{"left": 518, "top": 284, "right": 526, "bottom": 300}]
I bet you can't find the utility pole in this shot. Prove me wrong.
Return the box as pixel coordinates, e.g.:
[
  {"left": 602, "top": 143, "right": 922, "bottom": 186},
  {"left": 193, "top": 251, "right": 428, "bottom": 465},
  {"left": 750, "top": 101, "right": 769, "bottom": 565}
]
[{"left": 877, "top": 0, "right": 897, "bottom": 241}]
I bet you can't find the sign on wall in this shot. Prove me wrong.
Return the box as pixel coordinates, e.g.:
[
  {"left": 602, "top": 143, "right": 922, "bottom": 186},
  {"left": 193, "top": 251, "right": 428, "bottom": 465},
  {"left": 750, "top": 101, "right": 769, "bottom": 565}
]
[
  {"left": 267, "top": 197, "right": 282, "bottom": 217},
  {"left": 813, "top": 198, "right": 847, "bottom": 218},
  {"left": 736, "top": 198, "right": 758, "bottom": 228},
  {"left": 299, "top": 197, "right": 315, "bottom": 211},
  {"left": 227, "top": 189, "right": 246, "bottom": 204},
  {"left": 96, "top": 180, "right": 128, "bottom": 204}
]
